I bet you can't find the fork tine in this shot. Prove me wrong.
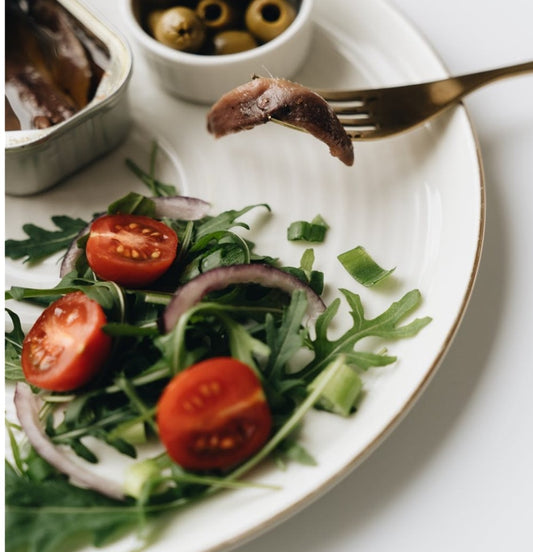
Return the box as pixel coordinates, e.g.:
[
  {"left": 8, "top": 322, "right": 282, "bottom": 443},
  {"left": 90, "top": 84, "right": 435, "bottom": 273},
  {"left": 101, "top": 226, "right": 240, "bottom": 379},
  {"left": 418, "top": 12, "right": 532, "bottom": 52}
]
[
  {"left": 331, "top": 103, "right": 369, "bottom": 115},
  {"left": 337, "top": 114, "right": 376, "bottom": 126},
  {"left": 345, "top": 126, "right": 383, "bottom": 141}
]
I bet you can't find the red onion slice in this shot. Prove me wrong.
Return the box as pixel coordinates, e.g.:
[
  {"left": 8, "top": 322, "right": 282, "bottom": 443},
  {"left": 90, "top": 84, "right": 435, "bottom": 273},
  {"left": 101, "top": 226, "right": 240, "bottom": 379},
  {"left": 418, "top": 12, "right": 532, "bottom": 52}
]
[
  {"left": 161, "top": 264, "right": 326, "bottom": 333},
  {"left": 14, "top": 382, "right": 125, "bottom": 501},
  {"left": 152, "top": 196, "right": 210, "bottom": 220},
  {"left": 59, "top": 222, "right": 91, "bottom": 277}
]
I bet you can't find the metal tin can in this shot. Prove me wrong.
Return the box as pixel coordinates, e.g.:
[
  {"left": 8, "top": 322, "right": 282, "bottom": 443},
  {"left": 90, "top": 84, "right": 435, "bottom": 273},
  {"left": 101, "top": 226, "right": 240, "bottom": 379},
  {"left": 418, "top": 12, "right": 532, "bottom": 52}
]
[{"left": 5, "top": 0, "right": 133, "bottom": 196}]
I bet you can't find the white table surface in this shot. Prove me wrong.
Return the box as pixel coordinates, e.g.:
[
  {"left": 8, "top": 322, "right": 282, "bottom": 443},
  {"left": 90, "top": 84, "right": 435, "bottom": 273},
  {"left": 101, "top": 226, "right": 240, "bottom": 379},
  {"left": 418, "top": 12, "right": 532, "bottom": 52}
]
[
  {"left": 8, "top": 1, "right": 532, "bottom": 551},
  {"left": 231, "top": 1, "right": 533, "bottom": 551}
]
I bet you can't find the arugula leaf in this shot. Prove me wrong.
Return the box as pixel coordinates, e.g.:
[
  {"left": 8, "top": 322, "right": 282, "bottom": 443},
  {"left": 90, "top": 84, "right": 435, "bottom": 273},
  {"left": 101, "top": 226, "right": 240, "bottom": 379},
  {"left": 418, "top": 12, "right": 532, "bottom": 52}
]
[
  {"left": 302, "top": 288, "right": 432, "bottom": 379},
  {"left": 214, "top": 313, "right": 271, "bottom": 372},
  {"left": 264, "top": 291, "right": 309, "bottom": 382},
  {"left": 48, "top": 387, "right": 150, "bottom": 462},
  {"left": 5, "top": 281, "right": 126, "bottom": 321},
  {"left": 343, "top": 350, "right": 397, "bottom": 371},
  {"left": 5, "top": 309, "right": 25, "bottom": 381},
  {"left": 5, "top": 462, "right": 139, "bottom": 552},
  {"left": 194, "top": 204, "right": 271, "bottom": 239},
  {"left": 176, "top": 204, "right": 273, "bottom": 282},
  {"left": 5, "top": 216, "right": 88, "bottom": 264},
  {"left": 282, "top": 249, "right": 324, "bottom": 295},
  {"left": 181, "top": 230, "right": 253, "bottom": 280}
]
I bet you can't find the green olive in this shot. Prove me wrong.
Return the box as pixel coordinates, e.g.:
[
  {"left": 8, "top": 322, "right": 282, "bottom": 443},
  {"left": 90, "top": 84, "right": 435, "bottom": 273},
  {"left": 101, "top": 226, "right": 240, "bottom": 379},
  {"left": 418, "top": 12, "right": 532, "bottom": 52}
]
[
  {"left": 147, "top": 10, "right": 164, "bottom": 34},
  {"left": 213, "top": 30, "right": 258, "bottom": 55},
  {"left": 196, "top": 0, "right": 239, "bottom": 31},
  {"left": 245, "top": 0, "right": 296, "bottom": 43},
  {"left": 149, "top": 7, "right": 206, "bottom": 53}
]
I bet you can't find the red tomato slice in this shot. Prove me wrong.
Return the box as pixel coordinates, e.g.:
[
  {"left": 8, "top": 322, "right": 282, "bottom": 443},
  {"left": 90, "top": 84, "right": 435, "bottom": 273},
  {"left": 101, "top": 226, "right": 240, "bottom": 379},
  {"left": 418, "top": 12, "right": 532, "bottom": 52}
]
[
  {"left": 21, "top": 291, "right": 112, "bottom": 391},
  {"left": 157, "top": 357, "right": 272, "bottom": 471},
  {"left": 86, "top": 214, "right": 178, "bottom": 288}
]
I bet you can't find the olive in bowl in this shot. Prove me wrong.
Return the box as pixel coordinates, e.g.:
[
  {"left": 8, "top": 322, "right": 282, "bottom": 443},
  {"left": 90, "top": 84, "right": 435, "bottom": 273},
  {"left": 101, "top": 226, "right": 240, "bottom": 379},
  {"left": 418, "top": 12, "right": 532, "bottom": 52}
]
[
  {"left": 196, "top": 0, "right": 240, "bottom": 32},
  {"left": 121, "top": 0, "right": 314, "bottom": 104},
  {"left": 148, "top": 6, "right": 206, "bottom": 52},
  {"left": 213, "top": 30, "right": 258, "bottom": 55},
  {"left": 245, "top": 0, "right": 297, "bottom": 43}
]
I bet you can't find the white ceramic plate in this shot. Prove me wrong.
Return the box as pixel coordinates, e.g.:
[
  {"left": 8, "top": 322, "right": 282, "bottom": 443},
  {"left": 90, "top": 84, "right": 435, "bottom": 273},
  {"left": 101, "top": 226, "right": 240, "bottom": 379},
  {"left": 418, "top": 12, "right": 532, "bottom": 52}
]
[{"left": 4, "top": 0, "right": 484, "bottom": 551}]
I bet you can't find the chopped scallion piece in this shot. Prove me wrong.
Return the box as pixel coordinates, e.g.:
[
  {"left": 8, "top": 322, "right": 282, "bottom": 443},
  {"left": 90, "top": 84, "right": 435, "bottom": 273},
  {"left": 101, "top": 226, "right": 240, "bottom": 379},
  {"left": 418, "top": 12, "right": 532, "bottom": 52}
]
[
  {"left": 338, "top": 246, "right": 395, "bottom": 286},
  {"left": 123, "top": 459, "right": 161, "bottom": 499},
  {"left": 287, "top": 215, "right": 329, "bottom": 242},
  {"left": 308, "top": 356, "right": 362, "bottom": 417}
]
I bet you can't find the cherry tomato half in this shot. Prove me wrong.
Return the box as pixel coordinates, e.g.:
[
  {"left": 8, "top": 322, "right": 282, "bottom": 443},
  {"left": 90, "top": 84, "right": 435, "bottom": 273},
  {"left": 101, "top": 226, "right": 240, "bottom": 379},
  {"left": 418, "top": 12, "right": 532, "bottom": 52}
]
[
  {"left": 86, "top": 214, "right": 178, "bottom": 288},
  {"left": 21, "top": 291, "right": 112, "bottom": 391},
  {"left": 157, "top": 357, "right": 272, "bottom": 471}
]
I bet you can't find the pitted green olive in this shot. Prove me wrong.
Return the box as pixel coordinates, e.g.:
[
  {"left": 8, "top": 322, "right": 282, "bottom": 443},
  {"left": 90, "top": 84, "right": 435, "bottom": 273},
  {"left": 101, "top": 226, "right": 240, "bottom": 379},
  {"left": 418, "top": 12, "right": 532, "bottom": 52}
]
[
  {"left": 213, "top": 30, "right": 258, "bottom": 54},
  {"left": 245, "top": 0, "right": 296, "bottom": 43},
  {"left": 196, "top": 0, "right": 239, "bottom": 31},
  {"left": 149, "top": 7, "right": 206, "bottom": 53}
]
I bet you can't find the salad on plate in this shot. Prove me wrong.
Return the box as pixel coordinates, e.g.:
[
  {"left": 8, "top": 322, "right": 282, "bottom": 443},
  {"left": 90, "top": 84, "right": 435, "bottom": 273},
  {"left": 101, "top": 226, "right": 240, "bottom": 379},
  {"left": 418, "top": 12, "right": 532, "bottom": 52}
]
[{"left": 4, "top": 143, "right": 431, "bottom": 552}]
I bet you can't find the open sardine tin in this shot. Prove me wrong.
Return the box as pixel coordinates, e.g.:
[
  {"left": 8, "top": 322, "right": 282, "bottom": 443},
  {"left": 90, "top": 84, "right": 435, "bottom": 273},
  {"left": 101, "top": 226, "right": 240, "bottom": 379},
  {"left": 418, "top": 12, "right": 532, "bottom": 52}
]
[{"left": 5, "top": 0, "right": 133, "bottom": 196}]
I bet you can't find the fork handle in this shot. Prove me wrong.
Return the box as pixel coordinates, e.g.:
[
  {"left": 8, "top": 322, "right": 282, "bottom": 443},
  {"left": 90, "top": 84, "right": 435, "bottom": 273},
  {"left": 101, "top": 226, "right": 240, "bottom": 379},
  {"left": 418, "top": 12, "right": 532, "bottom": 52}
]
[{"left": 441, "top": 61, "right": 533, "bottom": 98}]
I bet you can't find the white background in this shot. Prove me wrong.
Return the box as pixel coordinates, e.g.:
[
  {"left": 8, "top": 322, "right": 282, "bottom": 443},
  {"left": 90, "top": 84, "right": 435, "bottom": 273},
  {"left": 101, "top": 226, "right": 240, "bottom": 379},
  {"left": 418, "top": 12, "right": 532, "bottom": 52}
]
[{"left": 232, "top": 1, "right": 533, "bottom": 551}]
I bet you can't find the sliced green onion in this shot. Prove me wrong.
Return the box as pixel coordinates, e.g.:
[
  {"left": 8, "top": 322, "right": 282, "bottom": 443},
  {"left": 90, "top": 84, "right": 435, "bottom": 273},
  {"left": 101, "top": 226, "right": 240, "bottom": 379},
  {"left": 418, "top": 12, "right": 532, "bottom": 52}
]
[
  {"left": 308, "top": 356, "right": 362, "bottom": 417},
  {"left": 338, "top": 246, "right": 395, "bottom": 287},
  {"left": 287, "top": 215, "right": 329, "bottom": 243},
  {"left": 123, "top": 459, "right": 161, "bottom": 499}
]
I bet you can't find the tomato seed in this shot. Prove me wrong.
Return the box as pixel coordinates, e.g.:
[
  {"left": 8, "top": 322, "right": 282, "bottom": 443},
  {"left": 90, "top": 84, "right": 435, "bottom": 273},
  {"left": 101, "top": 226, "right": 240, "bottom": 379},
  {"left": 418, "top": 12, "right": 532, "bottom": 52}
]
[
  {"left": 192, "top": 396, "right": 204, "bottom": 407},
  {"left": 220, "top": 437, "right": 236, "bottom": 450},
  {"left": 192, "top": 432, "right": 241, "bottom": 453},
  {"left": 194, "top": 437, "right": 207, "bottom": 451},
  {"left": 199, "top": 384, "right": 212, "bottom": 397}
]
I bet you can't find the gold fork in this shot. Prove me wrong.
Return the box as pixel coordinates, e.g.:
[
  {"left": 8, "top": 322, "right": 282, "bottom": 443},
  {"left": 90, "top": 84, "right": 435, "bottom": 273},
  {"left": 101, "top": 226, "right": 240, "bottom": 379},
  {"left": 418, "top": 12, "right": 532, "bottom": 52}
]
[{"left": 315, "top": 61, "right": 533, "bottom": 140}]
